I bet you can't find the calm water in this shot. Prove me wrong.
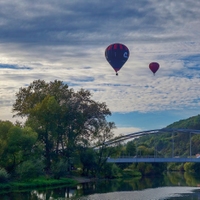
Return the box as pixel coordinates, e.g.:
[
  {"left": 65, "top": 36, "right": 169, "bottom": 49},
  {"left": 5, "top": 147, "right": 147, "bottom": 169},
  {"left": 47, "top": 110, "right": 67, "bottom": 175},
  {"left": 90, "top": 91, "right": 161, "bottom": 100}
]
[{"left": 1, "top": 172, "right": 200, "bottom": 200}]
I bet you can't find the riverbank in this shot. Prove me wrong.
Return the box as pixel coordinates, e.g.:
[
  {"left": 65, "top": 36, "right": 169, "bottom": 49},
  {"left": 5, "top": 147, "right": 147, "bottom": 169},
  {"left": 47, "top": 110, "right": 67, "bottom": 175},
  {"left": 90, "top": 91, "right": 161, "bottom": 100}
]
[
  {"left": 0, "top": 175, "right": 100, "bottom": 195},
  {"left": 1, "top": 172, "right": 199, "bottom": 199},
  {"left": 0, "top": 176, "right": 79, "bottom": 193}
]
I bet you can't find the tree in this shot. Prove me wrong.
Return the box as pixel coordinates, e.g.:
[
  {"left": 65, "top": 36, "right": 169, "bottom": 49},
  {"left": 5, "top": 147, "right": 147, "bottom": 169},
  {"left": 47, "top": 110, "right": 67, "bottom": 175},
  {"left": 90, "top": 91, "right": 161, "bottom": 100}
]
[
  {"left": 13, "top": 79, "right": 115, "bottom": 174},
  {"left": 0, "top": 121, "right": 37, "bottom": 174},
  {"left": 89, "top": 120, "right": 117, "bottom": 176},
  {"left": 80, "top": 148, "right": 97, "bottom": 176},
  {"left": 137, "top": 145, "right": 154, "bottom": 157},
  {"left": 0, "top": 120, "right": 14, "bottom": 156},
  {"left": 126, "top": 140, "right": 136, "bottom": 156}
]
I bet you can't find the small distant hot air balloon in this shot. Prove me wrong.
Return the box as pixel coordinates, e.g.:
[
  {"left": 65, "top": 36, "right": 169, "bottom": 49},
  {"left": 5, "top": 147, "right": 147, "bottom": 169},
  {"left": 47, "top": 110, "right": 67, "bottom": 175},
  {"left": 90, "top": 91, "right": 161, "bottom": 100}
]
[
  {"left": 149, "top": 62, "right": 159, "bottom": 75},
  {"left": 105, "top": 43, "right": 129, "bottom": 75}
]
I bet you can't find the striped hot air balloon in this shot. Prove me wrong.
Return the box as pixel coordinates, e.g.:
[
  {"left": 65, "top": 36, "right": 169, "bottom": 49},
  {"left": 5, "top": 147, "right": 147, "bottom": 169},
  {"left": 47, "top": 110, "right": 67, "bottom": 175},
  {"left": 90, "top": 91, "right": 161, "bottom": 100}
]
[{"left": 105, "top": 43, "right": 130, "bottom": 75}]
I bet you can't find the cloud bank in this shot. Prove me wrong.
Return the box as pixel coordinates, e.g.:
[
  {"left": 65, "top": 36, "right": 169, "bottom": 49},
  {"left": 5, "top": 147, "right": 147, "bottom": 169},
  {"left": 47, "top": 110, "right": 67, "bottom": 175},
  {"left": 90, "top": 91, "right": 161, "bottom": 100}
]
[{"left": 0, "top": 0, "right": 200, "bottom": 129}]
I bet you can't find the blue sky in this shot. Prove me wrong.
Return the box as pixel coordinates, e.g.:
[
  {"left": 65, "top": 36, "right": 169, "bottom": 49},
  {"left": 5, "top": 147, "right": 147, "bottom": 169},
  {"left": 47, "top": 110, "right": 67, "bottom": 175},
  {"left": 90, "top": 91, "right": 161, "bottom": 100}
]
[{"left": 0, "top": 0, "right": 200, "bottom": 136}]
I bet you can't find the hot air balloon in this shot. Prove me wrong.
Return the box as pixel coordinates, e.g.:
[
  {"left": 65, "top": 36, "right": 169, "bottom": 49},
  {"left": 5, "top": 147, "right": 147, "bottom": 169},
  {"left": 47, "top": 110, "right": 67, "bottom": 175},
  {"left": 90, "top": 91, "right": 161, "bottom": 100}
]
[
  {"left": 105, "top": 43, "right": 129, "bottom": 75},
  {"left": 149, "top": 62, "right": 159, "bottom": 75}
]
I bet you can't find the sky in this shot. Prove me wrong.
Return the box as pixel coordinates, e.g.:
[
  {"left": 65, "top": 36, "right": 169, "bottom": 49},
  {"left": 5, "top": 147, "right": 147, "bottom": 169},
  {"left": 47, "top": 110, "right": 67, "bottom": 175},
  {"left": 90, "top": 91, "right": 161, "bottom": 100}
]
[{"left": 0, "top": 0, "right": 200, "bottom": 136}]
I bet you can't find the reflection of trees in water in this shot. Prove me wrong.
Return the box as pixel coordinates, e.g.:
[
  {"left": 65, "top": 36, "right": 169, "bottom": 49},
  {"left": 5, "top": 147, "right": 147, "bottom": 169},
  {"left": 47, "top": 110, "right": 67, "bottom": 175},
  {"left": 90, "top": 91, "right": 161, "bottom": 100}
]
[
  {"left": 100, "top": 172, "right": 200, "bottom": 192},
  {"left": 165, "top": 171, "right": 200, "bottom": 187},
  {"left": 184, "top": 172, "right": 200, "bottom": 186},
  {"left": 123, "top": 176, "right": 164, "bottom": 191},
  {"left": 79, "top": 180, "right": 122, "bottom": 195},
  {"left": 75, "top": 173, "right": 200, "bottom": 197},
  {"left": 82, "top": 176, "right": 165, "bottom": 192},
  {"left": 29, "top": 187, "right": 77, "bottom": 199},
  {"left": 165, "top": 172, "right": 187, "bottom": 186},
  {"left": 2, "top": 173, "right": 200, "bottom": 199}
]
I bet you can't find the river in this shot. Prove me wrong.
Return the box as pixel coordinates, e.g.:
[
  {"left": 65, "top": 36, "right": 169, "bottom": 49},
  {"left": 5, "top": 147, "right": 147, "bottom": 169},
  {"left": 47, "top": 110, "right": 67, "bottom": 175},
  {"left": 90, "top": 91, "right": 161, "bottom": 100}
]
[{"left": 1, "top": 172, "right": 200, "bottom": 199}]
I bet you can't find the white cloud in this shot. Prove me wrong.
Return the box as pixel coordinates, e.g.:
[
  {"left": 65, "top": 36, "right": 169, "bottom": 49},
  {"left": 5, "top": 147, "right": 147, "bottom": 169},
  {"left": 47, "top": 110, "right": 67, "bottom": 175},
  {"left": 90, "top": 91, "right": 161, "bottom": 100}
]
[{"left": 112, "top": 126, "right": 142, "bottom": 138}]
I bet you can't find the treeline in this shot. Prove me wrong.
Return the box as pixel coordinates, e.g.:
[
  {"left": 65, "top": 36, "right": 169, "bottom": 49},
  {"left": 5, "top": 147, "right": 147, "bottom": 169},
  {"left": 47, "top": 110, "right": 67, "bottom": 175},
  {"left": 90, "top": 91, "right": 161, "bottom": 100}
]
[
  {"left": 0, "top": 80, "right": 154, "bottom": 184},
  {"left": 0, "top": 80, "right": 119, "bottom": 183},
  {"left": 131, "top": 115, "right": 200, "bottom": 172},
  {"left": 1, "top": 79, "right": 200, "bottom": 185}
]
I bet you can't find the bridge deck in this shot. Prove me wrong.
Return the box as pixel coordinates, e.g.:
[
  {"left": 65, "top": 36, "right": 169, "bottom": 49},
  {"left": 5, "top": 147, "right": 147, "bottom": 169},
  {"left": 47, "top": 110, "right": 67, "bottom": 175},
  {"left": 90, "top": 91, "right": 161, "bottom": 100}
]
[{"left": 107, "top": 157, "right": 200, "bottom": 163}]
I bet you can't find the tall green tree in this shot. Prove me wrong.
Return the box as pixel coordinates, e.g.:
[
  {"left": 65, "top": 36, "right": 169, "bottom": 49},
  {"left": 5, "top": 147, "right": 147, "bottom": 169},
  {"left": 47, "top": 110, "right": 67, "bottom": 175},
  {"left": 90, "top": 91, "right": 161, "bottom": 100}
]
[
  {"left": 0, "top": 120, "right": 14, "bottom": 156},
  {"left": 0, "top": 121, "right": 37, "bottom": 174},
  {"left": 13, "top": 79, "right": 115, "bottom": 174},
  {"left": 91, "top": 121, "right": 116, "bottom": 175},
  {"left": 126, "top": 140, "right": 136, "bottom": 156},
  {"left": 80, "top": 148, "right": 97, "bottom": 176}
]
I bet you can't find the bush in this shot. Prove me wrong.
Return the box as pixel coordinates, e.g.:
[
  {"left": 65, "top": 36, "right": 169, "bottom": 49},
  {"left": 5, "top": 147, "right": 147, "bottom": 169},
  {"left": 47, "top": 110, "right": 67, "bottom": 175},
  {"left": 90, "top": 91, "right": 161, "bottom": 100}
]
[
  {"left": 102, "top": 163, "right": 123, "bottom": 178},
  {"left": 51, "top": 160, "right": 69, "bottom": 179},
  {"left": 0, "top": 168, "right": 9, "bottom": 183},
  {"left": 16, "top": 160, "right": 45, "bottom": 180},
  {"left": 123, "top": 168, "right": 141, "bottom": 177}
]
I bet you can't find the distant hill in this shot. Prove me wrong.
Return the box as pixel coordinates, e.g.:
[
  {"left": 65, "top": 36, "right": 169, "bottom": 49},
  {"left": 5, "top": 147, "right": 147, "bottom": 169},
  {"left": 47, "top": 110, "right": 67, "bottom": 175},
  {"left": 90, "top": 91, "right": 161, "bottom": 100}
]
[
  {"left": 134, "top": 114, "right": 200, "bottom": 157},
  {"left": 166, "top": 114, "right": 200, "bottom": 129}
]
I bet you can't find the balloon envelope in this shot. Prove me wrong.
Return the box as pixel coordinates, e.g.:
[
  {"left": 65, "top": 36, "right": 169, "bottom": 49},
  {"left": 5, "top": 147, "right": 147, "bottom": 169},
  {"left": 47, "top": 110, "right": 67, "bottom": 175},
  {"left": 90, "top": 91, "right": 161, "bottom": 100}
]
[
  {"left": 149, "top": 62, "right": 159, "bottom": 74},
  {"left": 105, "top": 43, "right": 129, "bottom": 75}
]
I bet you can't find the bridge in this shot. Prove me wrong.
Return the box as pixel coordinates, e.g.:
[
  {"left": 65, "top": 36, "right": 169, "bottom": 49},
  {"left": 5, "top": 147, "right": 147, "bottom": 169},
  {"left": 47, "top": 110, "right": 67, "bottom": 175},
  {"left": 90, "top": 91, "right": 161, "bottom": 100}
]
[
  {"left": 107, "top": 157, "right": 200, "bottom": 163},
  {"left": 99, "top": 128, "right": 200, "bottom": 163}
]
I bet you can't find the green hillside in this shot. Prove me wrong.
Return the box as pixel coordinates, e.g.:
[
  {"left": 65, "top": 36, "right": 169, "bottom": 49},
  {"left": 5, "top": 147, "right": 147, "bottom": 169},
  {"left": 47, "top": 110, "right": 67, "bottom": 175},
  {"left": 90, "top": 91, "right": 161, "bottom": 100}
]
[
  {"left": 167, "top": 114, "right": 200, "bottom": 129},
  {"left": 134, "top": 114, "right": 200, "bottom": 158}
]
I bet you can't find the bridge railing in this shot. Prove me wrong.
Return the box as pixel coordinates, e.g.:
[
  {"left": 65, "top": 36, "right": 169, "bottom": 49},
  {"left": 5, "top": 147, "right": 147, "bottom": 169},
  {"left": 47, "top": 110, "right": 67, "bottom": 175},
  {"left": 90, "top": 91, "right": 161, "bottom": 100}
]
[{"left": 107, "top": 157, "right": 200, "bottom": 163}]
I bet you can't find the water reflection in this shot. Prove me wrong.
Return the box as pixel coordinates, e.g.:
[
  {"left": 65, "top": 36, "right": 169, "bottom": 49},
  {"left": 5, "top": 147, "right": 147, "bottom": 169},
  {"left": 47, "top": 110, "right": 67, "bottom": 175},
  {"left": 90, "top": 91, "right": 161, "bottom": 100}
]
[{"left": 1, "top": 172, "right": 200, "bottom": 200}]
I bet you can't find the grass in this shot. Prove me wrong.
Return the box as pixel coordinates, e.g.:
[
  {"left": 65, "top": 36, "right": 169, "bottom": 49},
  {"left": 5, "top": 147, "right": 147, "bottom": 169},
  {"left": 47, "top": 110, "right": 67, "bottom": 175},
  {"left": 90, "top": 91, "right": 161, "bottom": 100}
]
[
  {"left": 0, "top": 176, "right": 78, "bottom": 194},
  {"left": 122, "top": 169, "right": 142, "bottom": 177}
]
